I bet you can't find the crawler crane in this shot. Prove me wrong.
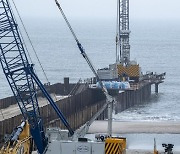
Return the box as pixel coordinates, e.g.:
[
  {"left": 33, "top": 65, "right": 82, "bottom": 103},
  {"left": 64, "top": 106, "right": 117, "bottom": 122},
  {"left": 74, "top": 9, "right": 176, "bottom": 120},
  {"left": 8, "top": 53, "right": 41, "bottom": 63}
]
[
  {"left": 0, "top": 0, "right": 74, "bottom": 153},
  {"left": 0, "top": 0, "right": 126, "bottom": 153}
]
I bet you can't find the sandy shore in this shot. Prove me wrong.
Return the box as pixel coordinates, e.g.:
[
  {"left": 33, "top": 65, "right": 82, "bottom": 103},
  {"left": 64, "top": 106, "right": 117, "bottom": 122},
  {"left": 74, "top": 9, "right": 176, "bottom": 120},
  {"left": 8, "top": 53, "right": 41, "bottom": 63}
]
[{"left": 88, "top": 120, "right": 180, "bottom": 134}]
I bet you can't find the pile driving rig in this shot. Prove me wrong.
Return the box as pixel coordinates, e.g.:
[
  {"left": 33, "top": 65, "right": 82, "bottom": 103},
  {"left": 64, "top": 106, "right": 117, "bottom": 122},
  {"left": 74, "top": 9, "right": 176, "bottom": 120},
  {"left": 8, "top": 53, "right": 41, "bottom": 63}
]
[
  {"left": 116, "top": 0, "right": 140, "bottom": 82},
  {"left": 98, "top": 0, "right": 140, "bottom": 82},
  {"left": 0, "top": 0, "right": 126, "bottom": 153}
]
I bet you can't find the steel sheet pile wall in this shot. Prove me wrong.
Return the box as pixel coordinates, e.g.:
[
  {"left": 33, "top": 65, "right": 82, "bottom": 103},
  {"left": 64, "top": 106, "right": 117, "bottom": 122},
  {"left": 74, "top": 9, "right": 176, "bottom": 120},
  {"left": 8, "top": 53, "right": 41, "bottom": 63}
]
[
  {"left": 0, "top": 88, "right": 107, "bottom": 141},
  {"left": 0, "top": 82, "right": 151, "bottom": 143},
  {"left": 0, "top": 83, "right": 76, "bottom": 110},
  {"left": 41, "top": 88, "right": 107, "bottom": 129},
  {"left": 115, "top": 83, "right": 151, "bottom": 113},
  {"left": 0, "top": 114, "right": 23, "bottom": 143},
  {"left": 0, "top": 96, "right": 16, "bottom": 109}
]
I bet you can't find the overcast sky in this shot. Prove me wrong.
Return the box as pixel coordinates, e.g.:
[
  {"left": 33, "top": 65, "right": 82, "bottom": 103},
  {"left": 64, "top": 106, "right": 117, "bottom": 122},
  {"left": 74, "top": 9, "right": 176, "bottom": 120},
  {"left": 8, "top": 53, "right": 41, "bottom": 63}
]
[{"left": 13, "top": 0, "right": 180, "bottom": 20}]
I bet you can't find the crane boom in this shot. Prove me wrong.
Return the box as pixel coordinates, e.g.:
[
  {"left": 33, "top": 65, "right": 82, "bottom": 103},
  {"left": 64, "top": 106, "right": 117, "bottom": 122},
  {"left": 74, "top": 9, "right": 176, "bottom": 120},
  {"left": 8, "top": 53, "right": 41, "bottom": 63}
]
[
  {"left": 55, "top": 0, "right": 115, "bottom": 137},
  {"left": 116, "top": 0, "right": 130, "bottom": 65},
  {"left": 0, "top": 0, "right": 74, "bottom": 153}
]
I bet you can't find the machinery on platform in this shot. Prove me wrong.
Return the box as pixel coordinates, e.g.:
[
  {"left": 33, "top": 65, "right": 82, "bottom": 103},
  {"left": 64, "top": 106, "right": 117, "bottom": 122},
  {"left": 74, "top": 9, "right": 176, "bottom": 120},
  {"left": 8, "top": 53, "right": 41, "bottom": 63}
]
[
  {"left": 0, "top": 0, "right": 167, "bottom": 153},
  {"left": 0, "top": 0, "right": 126, "bottom": 153},
  {"left": 97, "top": 0, "right": 140, "bottom": 82},
  {"left": 116, "top": 0, "right": 140, "bottom": 82},
  {"left": 0, "top": 121, "right": 32, "bottom": 154}
]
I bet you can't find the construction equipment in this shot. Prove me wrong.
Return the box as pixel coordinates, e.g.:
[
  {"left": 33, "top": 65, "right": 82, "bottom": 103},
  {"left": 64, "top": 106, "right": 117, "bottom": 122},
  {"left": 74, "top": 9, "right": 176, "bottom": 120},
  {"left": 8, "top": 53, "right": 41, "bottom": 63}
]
[
  {"left": 162, "top": 143, "right": 174, "bottom": 154},
  {"left": 96, "top": 0, "right": 140, "bottom": 82},
  {"left": 116, "top": 0, "right": 140, "bottom": 81},
  {"left": 55, "top": 0, "right": 116, "bottom": 138},
  {"left": 0, "top": 0, "right": 74, "bottom": 153},
  {"left": 105, "top": 138, "right": 126, "bottom": 154},
  {"left": 0, "top": 0, "right": 129, "bottom": 153},
  {"left": 49, "top": 1, "right": 126, "bottom": 153},
  {"left": 154, "top": 138, "right": 159, "bottom": 154},
  {"left": 0, "top": 121, "right": 32, "bottom": 154},
  {"left": 0, "top": 0, "right": 126, "bottom": 153},
  {"left": 116, "top": 0, "right": 130, "bottom": 65}
]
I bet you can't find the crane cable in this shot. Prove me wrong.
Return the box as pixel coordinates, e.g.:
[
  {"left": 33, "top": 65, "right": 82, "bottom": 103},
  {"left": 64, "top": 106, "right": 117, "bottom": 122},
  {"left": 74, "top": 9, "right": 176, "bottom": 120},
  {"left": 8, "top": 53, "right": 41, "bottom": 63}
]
[
  {"left": 11, "top": 0, "right": 58, "bottom": 101},
  {"left": 54, "top": 0, "right": 115, "bottom": 99},
  {"left": 55, "top": 0, "right": 99, "bottom": 81},
  {"left": 116, "top": 0, "right": 121, "bottom": 63},
  {"left": 116, "top": 0, "right": 119, "bottom": 63},
  {"left": 11, "top": 0, "right": 50, "bottom": 84},
  {"left": 118, "top": 0, "right": 121, "bottom": 59},
  {"left": 55, "top": 0, "right": 118, "bottom": 137},
  {"left": 10, "top": 0, "right": 57, "bottom": 116},
  {"left": 55, "top": 0, "right": 78, "bottom": 42}
]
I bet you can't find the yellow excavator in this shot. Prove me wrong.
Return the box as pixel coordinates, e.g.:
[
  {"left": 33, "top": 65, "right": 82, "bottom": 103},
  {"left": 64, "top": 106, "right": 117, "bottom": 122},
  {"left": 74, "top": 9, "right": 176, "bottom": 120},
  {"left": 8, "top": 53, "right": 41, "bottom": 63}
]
[{"left": 0, "top": 121, "right": 32, "bottom": 154}]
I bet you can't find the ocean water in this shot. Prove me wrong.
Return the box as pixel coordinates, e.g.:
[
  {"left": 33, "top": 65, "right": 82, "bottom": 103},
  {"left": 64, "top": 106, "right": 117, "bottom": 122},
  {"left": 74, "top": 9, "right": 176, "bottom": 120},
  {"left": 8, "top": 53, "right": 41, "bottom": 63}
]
[{"left": 0, "top": 17, "right": 180, "bottom": 122}]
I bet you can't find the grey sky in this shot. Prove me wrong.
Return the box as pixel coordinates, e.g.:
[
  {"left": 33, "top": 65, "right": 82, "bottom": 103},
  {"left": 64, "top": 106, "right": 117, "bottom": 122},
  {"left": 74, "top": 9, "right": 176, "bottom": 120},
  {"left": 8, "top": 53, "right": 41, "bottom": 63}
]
[{"left": 13, "top": 0, "right": 180, "bottom": 20}]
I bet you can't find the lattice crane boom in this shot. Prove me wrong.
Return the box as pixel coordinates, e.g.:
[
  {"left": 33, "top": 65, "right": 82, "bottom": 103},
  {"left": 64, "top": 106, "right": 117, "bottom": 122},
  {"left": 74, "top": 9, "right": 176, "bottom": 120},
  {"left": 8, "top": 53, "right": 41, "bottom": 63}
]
[
  {"left": 116, "top": 0, "right": 130, "bottom": 65},
  {"left": 0, "top": 0, "right": 74, "bottom": 153}
]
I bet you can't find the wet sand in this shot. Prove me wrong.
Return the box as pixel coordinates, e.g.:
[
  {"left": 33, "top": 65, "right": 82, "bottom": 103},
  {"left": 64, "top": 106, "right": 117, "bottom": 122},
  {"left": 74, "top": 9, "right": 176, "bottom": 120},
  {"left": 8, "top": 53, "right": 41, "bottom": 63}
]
[{"left": 88, "top": 120, "right": 180, "bottom": 134}]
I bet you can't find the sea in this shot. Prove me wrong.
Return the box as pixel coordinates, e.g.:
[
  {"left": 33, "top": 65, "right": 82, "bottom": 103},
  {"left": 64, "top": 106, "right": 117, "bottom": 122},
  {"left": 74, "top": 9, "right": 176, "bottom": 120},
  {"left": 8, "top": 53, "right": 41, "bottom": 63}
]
[{"left": 0, "top": 17, "right": 180, "bottom": 122}]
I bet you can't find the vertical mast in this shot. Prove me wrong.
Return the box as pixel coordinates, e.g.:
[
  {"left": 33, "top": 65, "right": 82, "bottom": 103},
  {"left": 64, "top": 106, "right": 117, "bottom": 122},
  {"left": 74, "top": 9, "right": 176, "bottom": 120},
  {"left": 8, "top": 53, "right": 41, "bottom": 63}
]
[{"left": 116, "top": 0, "right": 130, "bottom": 66}]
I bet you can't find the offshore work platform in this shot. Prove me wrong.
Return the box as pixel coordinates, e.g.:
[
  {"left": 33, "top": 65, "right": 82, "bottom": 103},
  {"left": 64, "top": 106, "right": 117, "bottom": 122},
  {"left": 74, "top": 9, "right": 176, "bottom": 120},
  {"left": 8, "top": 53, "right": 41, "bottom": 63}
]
[
  {"left": 0, "top": 0, "right": 166, "bottom": 153},
  {"left": 97, "top": 0, "right": 165, "bottom": 90},
  {"left": 0, "top": 0, "right": 165, "bottom": 137}
]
